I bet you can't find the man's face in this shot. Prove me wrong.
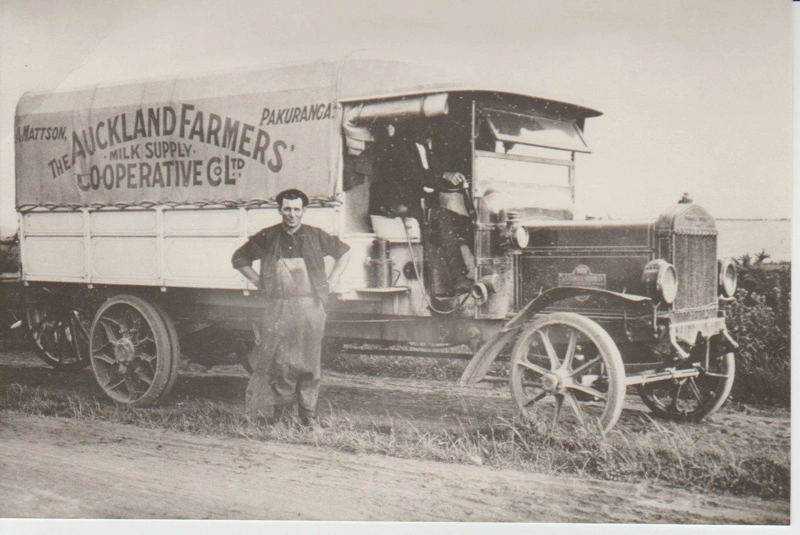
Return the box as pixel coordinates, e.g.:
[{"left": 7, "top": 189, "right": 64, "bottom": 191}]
[{"left": 280, "top": 197, "right": 305, "bottom": 231}]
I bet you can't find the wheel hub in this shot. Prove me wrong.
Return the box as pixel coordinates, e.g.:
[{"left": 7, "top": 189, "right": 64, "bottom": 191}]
[
  {"left": 113, "top": 338, "right": 136, "bottom": 364},
  {"left": 541, "top": 373, "right": 562, "bottom": 393}
]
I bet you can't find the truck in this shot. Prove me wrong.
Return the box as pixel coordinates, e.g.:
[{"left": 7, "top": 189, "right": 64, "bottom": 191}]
[{"left": 14, "top": 57, "right": 738, "bottom": 432}]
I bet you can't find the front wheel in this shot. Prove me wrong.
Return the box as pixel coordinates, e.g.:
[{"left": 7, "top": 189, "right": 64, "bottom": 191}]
[
  {"left": 637, "top": 345, "right": 735, "bottom": 422},
  {"left": 510, "top": 312, "right": 627, "bottom": 434},
  {"left": 89, "top": 294, "right": 179, "bottom": 406}
]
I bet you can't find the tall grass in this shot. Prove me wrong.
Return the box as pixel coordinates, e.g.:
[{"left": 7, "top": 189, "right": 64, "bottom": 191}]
[{"left": 1, "top": 383, "right": 789, "bottom": 500}]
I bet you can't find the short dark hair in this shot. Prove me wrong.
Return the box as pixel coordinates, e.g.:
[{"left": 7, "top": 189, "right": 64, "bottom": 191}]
[{"left": 276, "top": 189, "right": 309, "bottom": 208}]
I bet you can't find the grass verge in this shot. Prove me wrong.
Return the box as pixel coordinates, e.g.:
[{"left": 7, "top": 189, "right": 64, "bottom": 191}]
[{"left": 1, "top": 382, "right": 788, "bottom": 501}]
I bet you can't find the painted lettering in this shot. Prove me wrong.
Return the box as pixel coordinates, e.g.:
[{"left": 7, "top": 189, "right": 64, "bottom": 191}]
[
  {"left": 221, "top": 117, "right": 239, "bottom": 151},
  {"left": 238, "top": 123, "right": 254, "bottom": 158},
  {"left": 207, "top": 113, "right": 222, "bottom": 146},
  {"left": 180, "top": 104, "right": 195, "bottom": 139},
  {"left": 259, "top": 101, "right": 334, "bottom": 126},
  {"left": 133, "top": 110, "right": 147, "bottom": 138},
  {"left": 268, "top": 140, "right": 286, "bottom": 172}
]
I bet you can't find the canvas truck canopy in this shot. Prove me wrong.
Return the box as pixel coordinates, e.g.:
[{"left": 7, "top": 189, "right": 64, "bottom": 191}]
[
  {"left": 16, "top": 58, "right": 601, "bottom": 210},
  {"left": 15, "top": 61, "right": 344, "bottom": 210}
]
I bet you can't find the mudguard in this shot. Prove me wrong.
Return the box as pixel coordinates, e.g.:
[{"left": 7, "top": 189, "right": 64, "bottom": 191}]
[{"left": 459, "top": 287, "right": 651, "bottom": 385}]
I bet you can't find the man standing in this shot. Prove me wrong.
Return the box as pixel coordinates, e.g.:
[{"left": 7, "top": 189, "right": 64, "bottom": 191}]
[{"left": 232, "top": 188, "right": 351, "bottom": 426}]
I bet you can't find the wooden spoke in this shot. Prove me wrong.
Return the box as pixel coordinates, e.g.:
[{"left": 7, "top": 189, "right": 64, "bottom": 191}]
[
  {"left": 133, "top": 334, "right": 155, "bottom": 347},
  {"left": 568, "top": 382, "right": 607, "bottom": 401},
  {"left": 135, "top": 352, "right": 156, "bottom": 363},
  {"left": 98, "top": 319, "right": 121, "bottom": 345},
  {"left": 567, "top": 357, "right": 602, "bottom": 379},
  {"left": 516, "top": 359, "right": 549, "bottom": 377},
  {"left": 528, "top": 352, "right": 551, "bottom": 363},
  {"left": 686, "top": 378, "right": 706, "bottom": 404},
  {"left": 124, "top": 376, "right": 139, "bottom": 398},
  {"left": 564, "top": 392, "right": 587, "bottom": 427},
  {"left": 92, "top": 352, "right": 116, "bottom": 366},
  {"left": 56, "top": 322, "right": 68, "bottom": 363},
  {"left": 71, "top": 311, "right": 91, "bottom": 338},
  {"left": 92, "top": 340, "right": 113, "bottom": 354},
  {"left": 69, "top": 317, "right": 84, "bottom": 358},
  {"left": 135, "top": 373, "right": 153, "bottom": 386},
  {"left": 105, "top": 377, "right": 126, "bottom": 391},
  {"left": 562, "top": 329, "right": 578, "bottom": 370},
  {"left": 551, "top": 394, "right": 564, "bottom": 430},
  {"left": 537, "top": 329, "right": 560, "bottom": 370},
  {"left": 667, "top": 381, "right": 684, "bottom": 413},
  {"left": 524, "top": 391, "right": 547, "bottom": 408}
]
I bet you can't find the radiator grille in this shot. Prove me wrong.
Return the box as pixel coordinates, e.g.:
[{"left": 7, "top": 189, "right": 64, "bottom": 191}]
[{"left": 672, "top": 233, "right": 717, "bottom": 310}]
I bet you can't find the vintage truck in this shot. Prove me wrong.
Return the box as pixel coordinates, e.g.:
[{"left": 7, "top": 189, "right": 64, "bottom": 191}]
[{"left": 14, "top": 58, "right": 737, "bottom": 432}]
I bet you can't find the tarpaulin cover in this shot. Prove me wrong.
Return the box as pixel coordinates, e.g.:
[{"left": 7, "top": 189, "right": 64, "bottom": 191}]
[{"left": 15, "top": 62, "right": 342, "bottom": 208}]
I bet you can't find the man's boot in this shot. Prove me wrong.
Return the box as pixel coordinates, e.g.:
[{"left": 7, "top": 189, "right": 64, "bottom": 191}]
[{"left": 298, "top": 407, "right": 318, "bottom": 428}]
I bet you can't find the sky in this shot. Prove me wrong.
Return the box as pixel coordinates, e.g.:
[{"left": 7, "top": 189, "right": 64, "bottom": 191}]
[{"left": 0, "top": 0, "right": 793, "bottom": 237}]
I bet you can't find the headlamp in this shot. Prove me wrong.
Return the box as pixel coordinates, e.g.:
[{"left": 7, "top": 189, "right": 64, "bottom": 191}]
[
  {"left": 718, "top": 258, "right": 737, "bottom": 298},
  {"left": 504, "top": 211, "right": 529, "bottom": 250},
  {"left": 642, "top": 259, "right": 679, "bottom": 305}
]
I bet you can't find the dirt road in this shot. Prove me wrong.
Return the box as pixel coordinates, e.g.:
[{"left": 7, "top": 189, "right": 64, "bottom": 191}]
[
  {"left": 0, "top": 348, "right": 791, "bottom": 523},
  {"left": 0, "top": 413, "right": 789, "bottom": 523}
]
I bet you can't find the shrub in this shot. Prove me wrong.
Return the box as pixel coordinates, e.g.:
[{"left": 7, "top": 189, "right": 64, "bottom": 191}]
[
  {"left": 0, "top": 235, "right": 20, "bottom": 274},
  {"left": 724, "top": 260, "right": 791, "bottom": 406}
]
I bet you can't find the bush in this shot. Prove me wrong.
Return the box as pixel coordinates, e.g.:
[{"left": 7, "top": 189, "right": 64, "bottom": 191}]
[
  {"left": 0, "top": 234, "right": 24, "bottom": 347},
  {"left": 724, "top": 260, "right": 791, "bottom": 406},
  {"left": 0, "top": 235, "right": 20, "bottom": 274}
]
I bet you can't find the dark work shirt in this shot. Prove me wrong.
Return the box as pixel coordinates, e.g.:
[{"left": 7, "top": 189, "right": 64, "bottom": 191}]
[
  {"left": 231, "top": 224, "right": 350, "bottom": 304},
  {"left": 279, "top": 228, "right": 303, "bottom": 258}
]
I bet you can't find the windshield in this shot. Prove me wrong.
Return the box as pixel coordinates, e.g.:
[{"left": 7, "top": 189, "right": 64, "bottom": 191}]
[
  {"left": 474, "top": 153, "right": 573, "bottom": 220},
  {"left": 473, "top": 108, "right": 579, "bottom": 220}
]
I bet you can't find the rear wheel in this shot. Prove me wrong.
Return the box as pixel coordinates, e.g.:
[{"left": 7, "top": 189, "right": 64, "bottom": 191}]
[
  {"left": 89, "top": 294, "right": 178, "bottom": 406},
  {"left": 510, "top": 312, "right": 626, "bottom": 434},
  {"left": 24, "top": 288, "right": 91, "bottom": 372},
  {"left": 637, "top": 342, "right": 734, "bottom": 422}
]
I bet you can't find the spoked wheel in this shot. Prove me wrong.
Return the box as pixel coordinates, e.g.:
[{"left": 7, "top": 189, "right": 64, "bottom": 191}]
[
  {"left": 510, "top": 312, "right": 626, "bottom": 434},
  {"left": 637, "top": 345, "right": 735, "bottom": 422},
  {"left": 89, "top": 294, "right": 179, "bottom": 406},
  {"left": 25, "top": 288, "right": 92, "bottom": 372}
]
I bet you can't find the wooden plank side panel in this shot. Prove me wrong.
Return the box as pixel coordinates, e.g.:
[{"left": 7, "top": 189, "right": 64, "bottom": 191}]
[
  {"left": 163, "top": 237, "right": 245, "bottom": 288},
  {"left": 21, "top": 207, "right": 348, "bottom": 290},
  {"left": 91, "top": 238, "right": 159, "bottom": 283},
  {"left": 23, "top": 237, "right": 86, "bottom": 281}
]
